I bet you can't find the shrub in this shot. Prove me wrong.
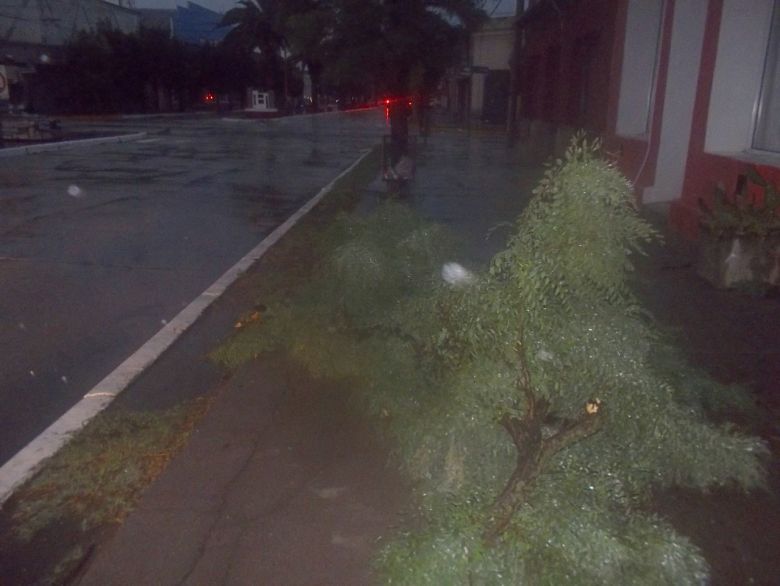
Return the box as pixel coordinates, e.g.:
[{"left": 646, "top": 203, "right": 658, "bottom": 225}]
[{"left": 214, "top": 137, "right": 766, "bottom": 584}]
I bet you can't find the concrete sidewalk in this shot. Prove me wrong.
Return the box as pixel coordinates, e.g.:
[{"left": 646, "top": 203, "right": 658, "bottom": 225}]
[
  {"left": 77, "top": 127, "right": 780, "bottom": 585},
  {"left": 78, "top": 361, "right": 407, "bottom": 586}
]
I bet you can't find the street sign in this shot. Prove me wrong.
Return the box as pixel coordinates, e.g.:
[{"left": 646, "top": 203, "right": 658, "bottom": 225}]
[{"left": 0, "top": 66, "right": 9, "bottom": 101}]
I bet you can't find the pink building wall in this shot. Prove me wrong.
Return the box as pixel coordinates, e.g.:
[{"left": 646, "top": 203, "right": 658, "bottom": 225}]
[
  {"left": 519, "top": 0, "right": 619, "bottom": 132},
  {"left": 669, "top": 0, "right": 774, "bottom": 238},
  {"left": 517, "top": 0, "right": 780, "bottom": 240}
]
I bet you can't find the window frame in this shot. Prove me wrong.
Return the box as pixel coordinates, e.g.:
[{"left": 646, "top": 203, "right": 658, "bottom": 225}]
[{"left": 752, "top": 0, "right": 780, "bottom": 153}]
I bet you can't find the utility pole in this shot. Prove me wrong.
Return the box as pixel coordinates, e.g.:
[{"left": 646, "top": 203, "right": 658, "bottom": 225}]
[
  {"left": 505, "top": 1, "right": 523, "bottom": 146},
  {"left": 0, "top": 65, "right": 8, "bottom": 148}
]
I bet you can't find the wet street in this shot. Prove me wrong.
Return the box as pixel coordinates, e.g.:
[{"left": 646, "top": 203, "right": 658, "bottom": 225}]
[{"left": 0, "top": 110, "right": 386, "bottom": 465}]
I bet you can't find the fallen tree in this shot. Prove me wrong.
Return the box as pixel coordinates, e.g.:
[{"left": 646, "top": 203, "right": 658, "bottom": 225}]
[{"left": 215, "top": 136, "right": 766, "bottom": 584}]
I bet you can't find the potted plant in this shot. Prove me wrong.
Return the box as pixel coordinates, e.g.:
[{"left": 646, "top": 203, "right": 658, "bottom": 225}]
[{"left": 697, "top": 166, "right": 780, "bottom": 290}]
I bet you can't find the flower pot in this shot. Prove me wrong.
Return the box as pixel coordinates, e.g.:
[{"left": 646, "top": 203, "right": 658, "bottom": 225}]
[{"left": 697, "top": 229, "right": 780, "bottom": 289}]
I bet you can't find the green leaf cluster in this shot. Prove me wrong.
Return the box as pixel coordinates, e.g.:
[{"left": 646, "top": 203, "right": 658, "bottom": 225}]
[
  {"left": 699, "top": 167, "right": 780, "bottom": 238},
  {"left": 213, "top": 136, "right": 766, "bottom": 584},
  {"left": 10, "top": 402, "right": 208, "bottom": 541}
]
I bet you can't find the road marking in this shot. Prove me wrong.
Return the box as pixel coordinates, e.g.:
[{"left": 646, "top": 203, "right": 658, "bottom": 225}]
[{"left": 0, "top": 148, "right": 373, "bottom": 506}]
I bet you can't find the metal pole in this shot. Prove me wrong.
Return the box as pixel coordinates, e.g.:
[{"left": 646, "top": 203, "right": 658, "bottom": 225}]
[{"left": 506, "top": 7, "right": 523, "bottom": 146}]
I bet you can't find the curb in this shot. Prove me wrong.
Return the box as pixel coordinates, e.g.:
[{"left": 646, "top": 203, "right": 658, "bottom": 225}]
[
  {"left": 220, "top": 106, "right": 380, "bottom": 123},
  {"left": 0, "top": 148, "right": 373, "bottom": 506},
  {"left": 0, "top": 132, "right": 148, "bottom": 157}
]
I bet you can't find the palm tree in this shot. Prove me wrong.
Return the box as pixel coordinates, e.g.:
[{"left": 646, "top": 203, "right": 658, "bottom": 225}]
[
  {"left": 317, "top": 0, "right": 484, "bottom": 161},
  {"left": 221, "top": 0, "right": 484, "bottom": 134},
  {"left": 284, "top": 0, "right": 335, "bottom": 112},
  {"left": 379, "top": 0, "right": 484, "bottom": 161},
  {"left": 220, "top": 0, "right": 288, "bottom": 98}
]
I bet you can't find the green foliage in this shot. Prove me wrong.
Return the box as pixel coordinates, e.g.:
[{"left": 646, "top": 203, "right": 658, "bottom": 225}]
[
  {"left": 378, "top": 501, "right": 516, "bottom": 586},
  {"left": 376, "top": 137, "right": 765, "bottom": 583},
  {"left": 10, "top": 401, "right": 208, "bottom": 541},
  {"left": 40, "top": 28, "right": 260, "bottom": 114},
  {"left": 378, "top": 0, "right": 484, "bottom": 94},
  {"left": 379, "top": 493, "right": 709, "bottom": 586},
  {"left": 648, "top": 342, "right": 759, "bottom": 417},
  {"left": 213, "top": 200, "right": 452, "bottom": 375},
  {"left": 222, "top": 0, "right": 485, "bottom": 103},
  {"left": 699, "top": 167, "right": 780, "bottom": 238},
  {"left": 214, "top": 136, "right": 767, "bottom": 584},
  {"left": 221, "top": 0, "right": 288, "bottom": 94}
]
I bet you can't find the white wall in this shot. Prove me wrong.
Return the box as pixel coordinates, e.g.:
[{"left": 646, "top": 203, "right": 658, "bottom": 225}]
[
  {"left": 471, "top": 28, "right": 514, "bottom": 70},
  {"left": 643, "top": 1, "right": 708, "bottom": 204},
  {"left": 470, "top": 19, "right": 513, "bottom": 115}
]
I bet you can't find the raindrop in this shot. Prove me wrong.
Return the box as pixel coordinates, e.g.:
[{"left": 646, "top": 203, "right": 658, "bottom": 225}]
[
  {"left": 18, "top": 322, "right": 26, "bottom": 330},
  {"left": 29, "top": 370, "right": 35, "bottom": 377},
  {"left": 67, "top": 185, "right": 84, "bottom": 198},
  {"left": 61, "top": 375, "right": 68, "bottom": 383},
  {"left": 161, "top": 319, "right": 167, "bottom": 325}
]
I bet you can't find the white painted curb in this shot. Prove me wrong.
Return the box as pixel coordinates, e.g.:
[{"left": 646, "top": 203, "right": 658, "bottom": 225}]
[
  {"left": 221, "top": 106, "right": 380, "bottom": 123},
  {"left": 0, "top": 132, "right": 148, "bottom": 157},
  {"left": 0, "top": 148, "right": 373, "bottom": 506}
]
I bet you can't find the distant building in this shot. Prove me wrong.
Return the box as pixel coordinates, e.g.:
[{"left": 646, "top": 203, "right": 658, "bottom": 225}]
[
  {"left": 441, "top": 14, "right": 516, "bottom": 124},
  {"left": 139, "top": 9, "right": 176, "bottom": 34},
  {"left": 1, "top": 0, "right": 140, "bottom": 63},
  {"left": 139, "top": 1, "right": 231, "bottom": 45},
  {"left": 172, "top": 1, "right": 231, "bottom": 44},
  {"left": 0, "top": 0, "right": 140, "bottom": 112},
  {"left": 469, "top": 16, "right": 515, "bottom": 124}
]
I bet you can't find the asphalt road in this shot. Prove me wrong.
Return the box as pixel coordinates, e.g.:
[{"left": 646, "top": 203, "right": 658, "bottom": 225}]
[{"left": 0, "top": 109, "right": 386, "bottom": 466}]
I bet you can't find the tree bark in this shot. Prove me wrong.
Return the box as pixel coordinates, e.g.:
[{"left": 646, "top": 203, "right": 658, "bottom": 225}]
[
  {"left": 307, "top": 61, "right": 323, "bottom": 112},
  {"left": 484, "top": 404, "right": 603, "bottom": 544},
  {"left": 483, "top": 341, "right": 604, "bottom": 544},
  {"left": 388, "top": 101, "right": 409, "bottom": 164}
]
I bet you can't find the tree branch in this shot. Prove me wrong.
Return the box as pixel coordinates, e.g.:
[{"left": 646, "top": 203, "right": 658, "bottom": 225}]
[
  {"left": 540, "top": 401, "right": 603, "bottom": 463},
  {"left": 484, "top": 399, "right": 604, "bottom": 544}
]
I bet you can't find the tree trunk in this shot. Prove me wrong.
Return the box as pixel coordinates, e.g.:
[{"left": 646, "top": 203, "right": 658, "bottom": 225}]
[
  {"left": 482, "top": 341, "right": 605, "bottom": 544},
  {"left": 308, "top": 62, "right": 322, "bottom": 113},
  {"left": 387, "top": 62, "right": 412, "bottom": 164},
  {"left": 388, "top": 101, "right": 409, "bottom": 164},
  {"left": 506, "top": 15, "right": 523, "bottom": 146}
]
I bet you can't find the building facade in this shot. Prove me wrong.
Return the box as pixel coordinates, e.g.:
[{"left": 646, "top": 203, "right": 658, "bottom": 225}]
[
  {"left": 1, "top": 0, "right": 140, "bottom": 52},
  {"left": 513, "top": 0, "right": 780, "bottom": 239},
  {"left": 139, "top": 2, "right": 231, "bottom": 45},
  {"left": 469, "top": 16, "right": 515, "bottom": 124},
  {"left": 1, "top": 0, "right": 141, "bottom": 112}
]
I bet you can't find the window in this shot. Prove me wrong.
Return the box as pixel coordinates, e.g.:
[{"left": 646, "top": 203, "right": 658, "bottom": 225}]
[
  {"left": 705, "top": 0, "right": 776, "bottom": 156},
  {"left": 753, "top": 0, "right": 780, "bottom": 152}
]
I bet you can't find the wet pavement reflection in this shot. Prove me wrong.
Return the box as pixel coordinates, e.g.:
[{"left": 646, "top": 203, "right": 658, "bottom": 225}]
[{"left": 0, "top": 110, "right": 385, "bottom": 465}]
